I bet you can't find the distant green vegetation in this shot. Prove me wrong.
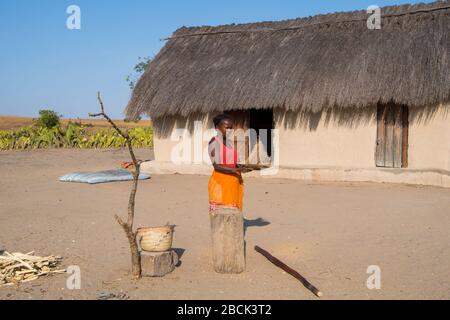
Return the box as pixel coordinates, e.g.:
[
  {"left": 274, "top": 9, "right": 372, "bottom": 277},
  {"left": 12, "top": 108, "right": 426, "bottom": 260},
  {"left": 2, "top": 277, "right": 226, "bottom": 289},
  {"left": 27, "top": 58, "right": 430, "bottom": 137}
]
[
  {"left": 0, "top": 124, "right": 153, "bottom": 150},
  {"left": 36, "top": 109, "right": 61, "bottom": 128}
]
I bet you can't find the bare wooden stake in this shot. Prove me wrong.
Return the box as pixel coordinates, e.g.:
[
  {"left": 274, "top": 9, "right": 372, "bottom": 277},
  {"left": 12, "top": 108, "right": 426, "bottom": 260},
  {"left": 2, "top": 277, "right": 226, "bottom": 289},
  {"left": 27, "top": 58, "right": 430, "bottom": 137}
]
[
  {"left": 89, "top": 92, "right": 142, "bottom": 279},
  {"left": 210, "top": 208, "right": 245, "bottom": 273}
]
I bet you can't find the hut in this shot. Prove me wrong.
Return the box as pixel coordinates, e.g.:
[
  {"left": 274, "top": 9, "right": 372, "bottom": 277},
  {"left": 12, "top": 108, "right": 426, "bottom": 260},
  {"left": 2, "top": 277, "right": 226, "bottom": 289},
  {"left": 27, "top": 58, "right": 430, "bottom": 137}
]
[{"left": 126, "top": 1, "right": 450, "bottom": 187}]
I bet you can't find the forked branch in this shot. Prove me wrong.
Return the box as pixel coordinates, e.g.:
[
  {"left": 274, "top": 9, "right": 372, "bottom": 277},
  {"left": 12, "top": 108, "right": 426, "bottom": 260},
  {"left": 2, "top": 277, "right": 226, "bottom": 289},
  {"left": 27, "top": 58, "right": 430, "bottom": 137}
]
[{"left": 89, "top": 92, "right": 141, "bottom": 279}]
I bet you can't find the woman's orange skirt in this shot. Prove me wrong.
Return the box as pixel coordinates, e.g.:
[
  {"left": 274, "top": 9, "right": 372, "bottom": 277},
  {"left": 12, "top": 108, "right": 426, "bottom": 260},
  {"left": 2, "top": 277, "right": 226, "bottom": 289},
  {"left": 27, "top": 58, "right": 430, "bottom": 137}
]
[{"left": 208, "top": 170, "right": 243, "bottom": 212}]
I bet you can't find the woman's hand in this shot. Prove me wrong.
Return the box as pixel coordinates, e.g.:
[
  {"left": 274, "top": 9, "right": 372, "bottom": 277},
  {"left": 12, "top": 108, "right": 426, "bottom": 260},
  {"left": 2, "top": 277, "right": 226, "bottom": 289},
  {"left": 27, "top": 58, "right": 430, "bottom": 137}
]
[{"left": 236, "top": 164, "right": 253, "bottom": 173}]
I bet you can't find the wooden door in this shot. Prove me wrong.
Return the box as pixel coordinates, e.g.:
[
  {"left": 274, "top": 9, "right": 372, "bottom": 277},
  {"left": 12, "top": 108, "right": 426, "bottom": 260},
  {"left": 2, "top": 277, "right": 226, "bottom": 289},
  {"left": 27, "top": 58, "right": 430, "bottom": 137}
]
[{"left": 375, "top": 103, "right": 408, "bottom": 168}]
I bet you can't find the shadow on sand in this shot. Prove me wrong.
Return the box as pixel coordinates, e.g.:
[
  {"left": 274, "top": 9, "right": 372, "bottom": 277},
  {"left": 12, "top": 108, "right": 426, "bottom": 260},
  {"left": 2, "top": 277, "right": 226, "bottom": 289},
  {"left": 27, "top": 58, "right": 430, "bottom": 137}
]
[
  {"left": 244, "top": 217, "right": 270, "bottom": 235},
  {"left": 172, "top": 248, "right": 185, "bottom": 267}
]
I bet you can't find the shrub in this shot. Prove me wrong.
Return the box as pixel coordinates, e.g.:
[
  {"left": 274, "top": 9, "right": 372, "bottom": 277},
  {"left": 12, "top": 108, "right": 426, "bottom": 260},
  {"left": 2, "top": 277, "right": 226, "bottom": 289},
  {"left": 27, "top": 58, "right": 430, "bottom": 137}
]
[{"left": 36, "top": 109, "right": 61, "bottom": 128}]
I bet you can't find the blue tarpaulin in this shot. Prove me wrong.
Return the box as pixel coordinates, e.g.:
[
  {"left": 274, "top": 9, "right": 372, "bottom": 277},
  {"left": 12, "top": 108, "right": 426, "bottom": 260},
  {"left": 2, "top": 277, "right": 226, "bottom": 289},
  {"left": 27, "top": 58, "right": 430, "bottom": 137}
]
[{"left": 59, "top": 169, "right": 150, "bottom": 184}]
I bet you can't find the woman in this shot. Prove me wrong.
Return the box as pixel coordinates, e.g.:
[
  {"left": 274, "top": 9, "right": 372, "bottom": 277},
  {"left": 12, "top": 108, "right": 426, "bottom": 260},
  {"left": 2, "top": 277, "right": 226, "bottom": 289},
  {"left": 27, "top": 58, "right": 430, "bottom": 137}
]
[{"left": 208, "top": 114, "right": 252, "bottom": 213}]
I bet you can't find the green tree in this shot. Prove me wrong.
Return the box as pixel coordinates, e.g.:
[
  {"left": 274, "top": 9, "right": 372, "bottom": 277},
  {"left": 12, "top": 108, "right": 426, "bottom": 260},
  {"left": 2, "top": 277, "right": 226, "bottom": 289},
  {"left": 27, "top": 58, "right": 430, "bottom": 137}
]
[
  {"left": 126, "top": 56, "right": 152, "bottom": 90},
  {"left": 36, "top": 109, "right": 61, "bottom": 128}
]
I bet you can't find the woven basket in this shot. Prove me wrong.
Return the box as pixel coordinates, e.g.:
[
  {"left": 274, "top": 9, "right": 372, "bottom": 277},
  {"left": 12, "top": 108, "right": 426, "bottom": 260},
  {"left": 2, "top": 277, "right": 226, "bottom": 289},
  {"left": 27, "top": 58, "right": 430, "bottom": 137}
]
[{"left": 137, "top": 226, "right": 174, "bottom": 252}]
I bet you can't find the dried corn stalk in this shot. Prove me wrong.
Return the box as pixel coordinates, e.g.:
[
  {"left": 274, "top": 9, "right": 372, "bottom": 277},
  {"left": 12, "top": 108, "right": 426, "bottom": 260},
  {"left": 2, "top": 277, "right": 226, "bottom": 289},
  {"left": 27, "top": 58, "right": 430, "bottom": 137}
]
[{"left": 0, "top": 251, "right": 65, "bottom": 286}]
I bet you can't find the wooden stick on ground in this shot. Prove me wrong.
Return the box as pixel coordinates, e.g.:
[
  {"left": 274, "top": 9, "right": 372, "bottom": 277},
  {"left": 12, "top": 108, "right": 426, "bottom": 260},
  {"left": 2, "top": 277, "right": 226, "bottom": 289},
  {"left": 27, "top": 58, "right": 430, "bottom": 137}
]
[{"left": 254, "top": 245, "right": 323, "bottom": 298}]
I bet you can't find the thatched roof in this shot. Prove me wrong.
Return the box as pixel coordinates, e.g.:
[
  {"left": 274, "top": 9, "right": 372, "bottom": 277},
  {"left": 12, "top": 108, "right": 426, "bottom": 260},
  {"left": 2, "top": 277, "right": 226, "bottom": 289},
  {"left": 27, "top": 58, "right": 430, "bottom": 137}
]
[{"left": 126, "top": 1, "right": 450, "bottom": 120}]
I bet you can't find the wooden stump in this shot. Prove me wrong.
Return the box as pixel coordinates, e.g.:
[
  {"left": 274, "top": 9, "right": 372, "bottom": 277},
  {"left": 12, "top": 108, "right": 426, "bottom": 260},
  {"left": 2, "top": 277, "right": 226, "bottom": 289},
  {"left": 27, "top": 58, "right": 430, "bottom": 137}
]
[
  {"left": 140, "top": 250, "right": 178, "bottom": 277},
  {"left": 210, "top": 207, "right": 245, "bottom": 273}
]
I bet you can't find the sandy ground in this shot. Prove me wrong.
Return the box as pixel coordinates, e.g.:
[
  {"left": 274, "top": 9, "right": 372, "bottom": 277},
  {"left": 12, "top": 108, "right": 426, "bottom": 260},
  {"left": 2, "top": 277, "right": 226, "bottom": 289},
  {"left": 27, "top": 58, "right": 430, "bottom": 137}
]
[{"left": 0, "top": 149, "right": 449, "bottom": 300}]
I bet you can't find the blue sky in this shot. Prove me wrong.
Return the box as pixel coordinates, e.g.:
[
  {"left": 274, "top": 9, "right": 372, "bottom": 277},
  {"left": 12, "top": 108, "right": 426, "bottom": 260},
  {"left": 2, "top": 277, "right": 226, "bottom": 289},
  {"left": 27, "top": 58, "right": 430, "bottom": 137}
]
[{"left": 0, "top": 0, "right": 432, "bottom": 119}]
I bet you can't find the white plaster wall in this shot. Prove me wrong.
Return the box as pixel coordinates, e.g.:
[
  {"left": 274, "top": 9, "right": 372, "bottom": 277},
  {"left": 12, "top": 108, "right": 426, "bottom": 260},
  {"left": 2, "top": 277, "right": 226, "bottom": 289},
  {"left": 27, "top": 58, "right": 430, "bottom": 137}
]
[
  {"left": 274, "top": 107, "right": 378, "bottom": 168},
  {"left": 152, "top": 112, "right": 219, "bottom": 164},
  {"left": 408, "top": 104, "right": 450, "bottom": 171}
]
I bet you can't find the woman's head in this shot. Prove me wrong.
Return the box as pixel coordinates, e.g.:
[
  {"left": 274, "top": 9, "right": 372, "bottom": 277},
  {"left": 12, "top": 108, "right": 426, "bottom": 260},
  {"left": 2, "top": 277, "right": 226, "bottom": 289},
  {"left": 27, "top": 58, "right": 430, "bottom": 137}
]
[{"left": 212, "top": 113, "right": 234, "bottom": 137}]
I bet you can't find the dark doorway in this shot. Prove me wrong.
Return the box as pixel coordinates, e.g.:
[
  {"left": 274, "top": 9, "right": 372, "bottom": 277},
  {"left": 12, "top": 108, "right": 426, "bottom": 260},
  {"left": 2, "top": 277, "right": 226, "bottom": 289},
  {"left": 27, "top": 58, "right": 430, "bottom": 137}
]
[
  {"left": 250, "top": 109, "right": 273, "bottom": 157},
  {"left": 375, "top": 103, "right": 409, "bottom": 168}
]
